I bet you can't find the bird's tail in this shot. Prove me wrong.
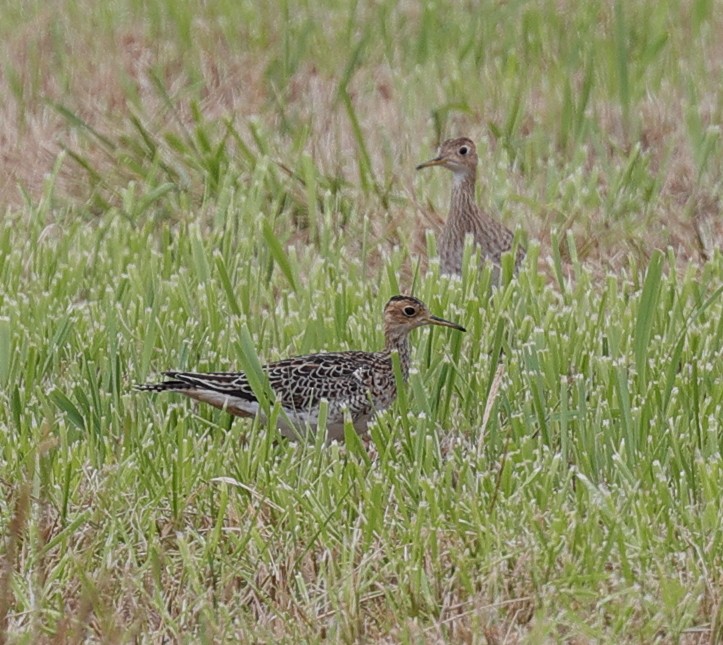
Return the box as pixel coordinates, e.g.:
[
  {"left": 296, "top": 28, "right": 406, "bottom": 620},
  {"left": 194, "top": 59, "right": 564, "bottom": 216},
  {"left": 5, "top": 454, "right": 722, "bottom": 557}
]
[{"left": 135, "top": 371, "right": 207, "bottom": 393}]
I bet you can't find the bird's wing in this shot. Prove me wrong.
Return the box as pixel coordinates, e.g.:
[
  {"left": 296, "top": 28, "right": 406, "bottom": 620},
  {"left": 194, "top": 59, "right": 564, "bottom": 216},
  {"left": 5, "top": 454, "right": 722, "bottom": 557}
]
[
  {"left": 265, "top": 351, "right": 378, "bottom": 409},
  {"left": 474, "top": 208, "right": 525, "bottom": 265},
  {"left": 150, "top": 351, "right": 380, "bottom": 411}
]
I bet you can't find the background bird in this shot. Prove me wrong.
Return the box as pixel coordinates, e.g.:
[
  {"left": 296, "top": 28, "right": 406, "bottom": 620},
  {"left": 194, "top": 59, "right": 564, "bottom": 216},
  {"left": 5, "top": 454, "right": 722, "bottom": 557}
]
[{"left": 417, "top": 137, "right": 525, "bottom": 281}]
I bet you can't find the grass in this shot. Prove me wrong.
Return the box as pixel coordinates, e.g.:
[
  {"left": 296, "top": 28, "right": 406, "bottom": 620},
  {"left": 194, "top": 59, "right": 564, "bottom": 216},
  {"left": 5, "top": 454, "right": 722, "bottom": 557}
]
[{"left": 1, "top": 0, "right": 722, "bottom": 642}]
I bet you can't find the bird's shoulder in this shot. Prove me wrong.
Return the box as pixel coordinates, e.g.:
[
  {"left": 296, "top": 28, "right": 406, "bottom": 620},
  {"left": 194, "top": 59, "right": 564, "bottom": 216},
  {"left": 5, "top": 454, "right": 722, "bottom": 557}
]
[
  {"left": 266, "top": 350, "right": 384, "bottom": 381},
  {"left": 266, "top": 351, "right": 386, "bottom": 409}
]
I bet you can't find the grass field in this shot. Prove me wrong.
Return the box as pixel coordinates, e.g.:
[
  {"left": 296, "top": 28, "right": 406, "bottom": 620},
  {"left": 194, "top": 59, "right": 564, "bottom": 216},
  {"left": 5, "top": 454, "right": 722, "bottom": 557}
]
[{"left": 1, "top": 0, "right": 722, "bottom": 642}]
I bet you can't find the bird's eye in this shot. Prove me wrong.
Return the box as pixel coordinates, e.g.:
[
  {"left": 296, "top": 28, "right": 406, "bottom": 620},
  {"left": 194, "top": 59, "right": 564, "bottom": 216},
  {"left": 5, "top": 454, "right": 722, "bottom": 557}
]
[
  {"left": 403, "top": 306, "right": 416, "bottom": 316},
  {"left": 459, "top": 146, "right": 469, "bottom": 155}
]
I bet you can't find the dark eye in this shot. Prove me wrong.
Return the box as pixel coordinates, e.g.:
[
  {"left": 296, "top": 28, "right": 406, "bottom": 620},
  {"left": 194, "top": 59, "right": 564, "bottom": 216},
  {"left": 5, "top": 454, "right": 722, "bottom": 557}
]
[
  {"left": 403, "top": 306, "right": 416, "bottom": 316},
  {"left": 459, "top": 146, "right": 469, "bottom": 155}
]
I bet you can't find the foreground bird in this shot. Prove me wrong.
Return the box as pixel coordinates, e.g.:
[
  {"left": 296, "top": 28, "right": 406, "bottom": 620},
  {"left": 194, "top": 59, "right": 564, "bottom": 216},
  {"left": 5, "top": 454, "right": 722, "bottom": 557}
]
[
  {"left": 137, "top": 296, "right": 465, "bottom": 442},
  {"left": 417, "top": 137, "right": 525, "bottom": 280}
]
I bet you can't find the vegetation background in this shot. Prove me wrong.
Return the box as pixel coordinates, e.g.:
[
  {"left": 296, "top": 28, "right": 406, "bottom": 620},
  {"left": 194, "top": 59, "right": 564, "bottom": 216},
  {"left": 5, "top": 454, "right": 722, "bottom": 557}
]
[{"left": 0, "top": 0, "right": 721, "bottom": 641}]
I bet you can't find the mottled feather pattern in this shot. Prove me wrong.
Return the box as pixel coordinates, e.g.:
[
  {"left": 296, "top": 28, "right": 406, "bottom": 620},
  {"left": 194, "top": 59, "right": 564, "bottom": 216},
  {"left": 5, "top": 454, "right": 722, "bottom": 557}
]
[
  {"left": 139, "top": 351, "right": 397, "bottom": 412},
  {"left": 138, "top": 296, "right": 465, "bottom": 442},
  {"left": 137, "top": 351, "right": 398, "bottom": 439}
]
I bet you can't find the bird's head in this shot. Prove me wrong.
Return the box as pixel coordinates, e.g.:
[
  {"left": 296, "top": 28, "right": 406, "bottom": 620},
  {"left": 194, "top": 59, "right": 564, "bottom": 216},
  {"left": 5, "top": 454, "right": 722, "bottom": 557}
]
[
  {"left": 416, "top": 137, "right": 478, "bottom": 175},
  {"left": 383, "top": 295, "right": 466, "bottom": 334}
]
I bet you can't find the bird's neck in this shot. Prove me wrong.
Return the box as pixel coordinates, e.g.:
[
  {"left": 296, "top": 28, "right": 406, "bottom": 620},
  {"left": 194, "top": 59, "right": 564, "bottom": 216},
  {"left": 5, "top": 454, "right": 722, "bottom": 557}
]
[
  {"left": 450, "top": 170, "right": 477, "bottom": 221},
  {"left": 383, "top": 330, "right": 412, "bottom": 380}
]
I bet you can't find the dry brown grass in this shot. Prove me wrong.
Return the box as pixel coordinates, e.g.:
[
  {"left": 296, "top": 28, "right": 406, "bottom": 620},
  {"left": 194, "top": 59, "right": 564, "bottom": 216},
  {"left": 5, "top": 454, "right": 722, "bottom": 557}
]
[{"left": 1, "top": 3, "right": 719, "bottom": 274}]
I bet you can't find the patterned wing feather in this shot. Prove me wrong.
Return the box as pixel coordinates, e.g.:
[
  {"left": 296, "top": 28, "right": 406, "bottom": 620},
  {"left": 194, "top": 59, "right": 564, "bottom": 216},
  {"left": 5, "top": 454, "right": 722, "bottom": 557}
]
[
  {"left": 140, "top": 351, "right": 384, "bottom": 412},
  {"left": 265, "top": 351, "right": 379, "bottom": 410}
]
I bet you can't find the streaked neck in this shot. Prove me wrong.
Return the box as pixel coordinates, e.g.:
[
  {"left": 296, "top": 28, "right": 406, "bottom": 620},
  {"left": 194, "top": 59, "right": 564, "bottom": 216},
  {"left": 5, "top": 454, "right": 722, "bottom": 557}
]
[
  {"left": 450, "top": 170, "right": 477, "bottom": 222},
  {"left": 384, "top": 329, "right": 412, "bottom": 379}
]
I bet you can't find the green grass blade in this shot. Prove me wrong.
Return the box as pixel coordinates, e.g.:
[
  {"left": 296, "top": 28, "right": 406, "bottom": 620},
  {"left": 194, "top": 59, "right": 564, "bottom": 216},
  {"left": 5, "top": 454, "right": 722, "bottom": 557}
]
[
  {"left": 214, "top": 254, "right": 241, "bottom": 316},
  {"left": 0, "top": 317, "right": 10, "bottom": 387},
  {"left": 634, "top": 250, "right": 663, "bottom": 385},
  {"left": 262, "top": 221, "right": 298, "bottom": 292},
  {"left": 234, "top": 326, "right": 272, "bottom": 420}
]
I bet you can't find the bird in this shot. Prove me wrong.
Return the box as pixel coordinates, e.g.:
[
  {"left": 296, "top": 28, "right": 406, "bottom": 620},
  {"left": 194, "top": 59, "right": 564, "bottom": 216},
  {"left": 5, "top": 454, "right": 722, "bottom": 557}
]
[
  {"left": 416, "top": 137, "right": 525, "bottom": 280},
  {"left": 136, "top": 295, "right": 465, "bottom": 442}
]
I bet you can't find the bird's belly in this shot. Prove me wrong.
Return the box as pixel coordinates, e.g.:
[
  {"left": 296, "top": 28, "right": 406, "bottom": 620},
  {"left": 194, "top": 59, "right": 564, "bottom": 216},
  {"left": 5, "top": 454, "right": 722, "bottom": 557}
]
[
  {"left": 185, "top": 390, "right": 380, "bottom": 443},
  {"left": 275, "top": 407, "right": 372, "bottom": 443},
  {"left": 440, "top": 235, "right": 504, "bottom": 284},
  {"left": 439, "top": 233, "right": 464, "bottom": 275},
  {"left": 323, "top": 414, "right": 371, "bottom": 443}
]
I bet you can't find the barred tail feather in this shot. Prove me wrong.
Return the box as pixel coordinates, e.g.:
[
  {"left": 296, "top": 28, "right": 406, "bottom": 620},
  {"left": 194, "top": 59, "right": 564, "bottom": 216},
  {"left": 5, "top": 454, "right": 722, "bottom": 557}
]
[
  {"left": 136, "top": 371, "right": 257, "bottom": 403},
  {"left": 161, "top": 371, "right": 250, "bottom": 393},
  {"left": 134, "top": 379, "right": 196, "bottom": 393},
  {"left": 136, "top": 371, "right": 260, "bottom": 419}
]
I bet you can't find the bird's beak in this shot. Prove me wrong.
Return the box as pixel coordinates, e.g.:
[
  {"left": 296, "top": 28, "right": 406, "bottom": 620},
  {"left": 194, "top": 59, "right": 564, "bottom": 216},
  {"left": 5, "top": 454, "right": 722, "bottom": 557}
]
[
  {"left": 416, "top": 156, "right": 445, "bottom": 170},
  {"left": 428, "top": 315, "right": 466, "bottom": 332}
]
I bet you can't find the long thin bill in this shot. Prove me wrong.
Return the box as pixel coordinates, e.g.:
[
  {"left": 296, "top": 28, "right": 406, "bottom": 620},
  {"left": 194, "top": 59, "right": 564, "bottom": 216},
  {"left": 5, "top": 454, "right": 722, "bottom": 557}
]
[
  {"left": 415, "top": 157, "right": 444, "bottom": 170},
  {"left": 429, "top": 315, "right": 466, "bottom": 332}
]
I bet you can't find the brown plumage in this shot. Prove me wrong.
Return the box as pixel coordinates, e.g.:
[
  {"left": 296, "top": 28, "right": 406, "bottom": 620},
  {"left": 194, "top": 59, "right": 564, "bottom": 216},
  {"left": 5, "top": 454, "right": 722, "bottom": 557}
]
[
  {"left": 137, "top": 296, "right": 465, "bottom": 442},
  {"left": 417, "top": 137, "right": 525, "bottom": 280}
]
